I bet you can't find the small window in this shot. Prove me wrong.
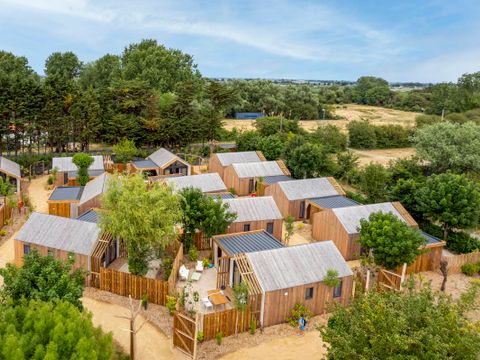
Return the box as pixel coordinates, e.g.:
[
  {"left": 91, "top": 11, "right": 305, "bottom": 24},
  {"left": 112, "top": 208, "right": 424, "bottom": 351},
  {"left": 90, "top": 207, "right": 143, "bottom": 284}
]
[
  {"left": 333, "top": 281, "right": 343, "bottom": 298},
  {"left": 305, "top": 287, "right": 314, "bottom": 300},
  {"left": 47, "top": 249, "right": 53, "bottom": 256},
  {"left": 243, "top": 223, "right": 251, "bottom": 232},
  {"left": 23, "top": 244, "right": 30, "bottom": 255},
  {"left": 266, "top": 222, "right": 274, "bottom": 234}
]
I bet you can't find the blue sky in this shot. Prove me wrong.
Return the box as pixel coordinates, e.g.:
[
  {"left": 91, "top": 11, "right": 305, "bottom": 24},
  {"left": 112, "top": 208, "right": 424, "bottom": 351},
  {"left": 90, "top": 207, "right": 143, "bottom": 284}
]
[{"left": 1, "top": 0, "right": 479, "bottom": 82}]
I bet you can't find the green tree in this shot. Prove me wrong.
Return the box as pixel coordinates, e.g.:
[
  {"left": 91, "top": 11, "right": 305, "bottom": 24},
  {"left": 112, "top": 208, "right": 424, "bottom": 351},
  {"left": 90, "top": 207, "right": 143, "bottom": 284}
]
[
  {"left": 71, "top": 87, "right": 101, "bottom": 151},
  {"left": 286, "top": 143, "right": 337, "bottom": 179},
  {"left": 359, "top": 211, "right": 426, "bottom": 270},
  {"left": 335, "top": 151, "right": 359, "bottom": 180},
  {"left": 414, "top": 121, "right": 480, "bottom": 173},
  {"left": 99, "top": 174, "right": 181, "bottom": 275},
  {"left": 415, "top": 173, "right": 480, "bottom": 239},
  {"left": 284, "top": 216, "right": 295, "bottom": 245},
  {"left": 44, "top": 51, "right": 82, "bottom": 81},
  {"left": 347, "top": 120, "right": 377, "bottom": 149},
  {"left": 358, "top": 163, "right": 391, "bottom": 202},
  {"left": 352, "top": 76, "right": 391, "bottom": 105},
  {"left": 112, "top": 138, "right": 139, "bottom": 164},
  {"left": 72, "top": 153, "right": 94, "bottom": 186},
  {"left": 319, "top": 281, "right": 480, "bottom": 359},
  {"left": 236, "top": 130, "right": 261, "bottom": 151},
  {"left": 0, "top": 176, "right": 13, "bottom": 196},
  {"left": 255, "top": 116, "right": 302, "bottom": 136},
  {"left": 257, "top": 134, "right": 284, "bottom": 160},
  {"left": 0, "top": 250, "right": 85, "bottom": 309},
  {"left": 0, "top": 300, "right": 115, "bottom": 360},
  {"left": 309, "top": 125, "right": 347, "bottom": 153}
]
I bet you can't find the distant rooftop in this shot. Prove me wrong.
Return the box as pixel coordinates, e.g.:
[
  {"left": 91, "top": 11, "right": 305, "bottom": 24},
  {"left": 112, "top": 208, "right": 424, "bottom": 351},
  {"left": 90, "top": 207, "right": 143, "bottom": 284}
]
[
  {"left": 216, "top": 151, "right": 262, "bottom": 166},
  {"left": 48, "top": 186, "right": 83, "bottom": 201},
  {"left": 215, "top": 230, "right": 283, "bottom": 256},
  {"left": 308, "top": 195, "right": 359, "bottom": 209}
]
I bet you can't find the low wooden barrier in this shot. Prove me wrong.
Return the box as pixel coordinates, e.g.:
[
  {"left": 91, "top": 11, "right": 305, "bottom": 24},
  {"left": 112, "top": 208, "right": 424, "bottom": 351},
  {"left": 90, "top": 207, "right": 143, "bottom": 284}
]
[
  {"left": 201, "top": 308, "right": 254, "bottom": 341},
  {"left": 99, "top": 267, "right": 169, "bottom": 305},
  {"left": 168, "top": 245, "right": 183, "bottom": 294},
  {"left": 442, "top": 252, "right": 480, "bottom": 274},
  {"left": 0, "top": 201, "right": 12, "bottom": 229}
]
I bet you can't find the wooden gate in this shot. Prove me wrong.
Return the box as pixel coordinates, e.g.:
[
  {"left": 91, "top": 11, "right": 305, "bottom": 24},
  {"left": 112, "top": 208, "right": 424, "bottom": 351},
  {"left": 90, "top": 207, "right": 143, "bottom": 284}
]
[
  {"left": 216, "top": 256, "right": 230, "bottom": 288},
  {"left": 173, "top": 312, "right": 197, "bottom": 358},
  {"left": 377, "top": 266, "right": 406, "bottom": 292}
]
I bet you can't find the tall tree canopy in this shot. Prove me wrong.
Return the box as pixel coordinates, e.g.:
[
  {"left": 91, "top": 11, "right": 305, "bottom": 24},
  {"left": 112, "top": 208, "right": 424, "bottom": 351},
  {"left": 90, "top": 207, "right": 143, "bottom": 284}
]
[
  {"left": 286, "top": 143, "right": 336, "bottom": 179},
  {"left": 99, "top": 174, "right": 181, "bottom": 275}
]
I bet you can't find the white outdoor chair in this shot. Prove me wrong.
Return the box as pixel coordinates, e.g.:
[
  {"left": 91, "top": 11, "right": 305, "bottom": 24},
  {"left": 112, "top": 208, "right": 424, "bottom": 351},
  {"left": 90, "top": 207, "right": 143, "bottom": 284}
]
[
  {"left": 195, "top": 260, "right": 204, "bottom": 272},
  {"left": 202, "top": 297, "right": 213, "bottom": 311},
  {"left": 179, "top": 265, "right": 189, "bottom": 281}
]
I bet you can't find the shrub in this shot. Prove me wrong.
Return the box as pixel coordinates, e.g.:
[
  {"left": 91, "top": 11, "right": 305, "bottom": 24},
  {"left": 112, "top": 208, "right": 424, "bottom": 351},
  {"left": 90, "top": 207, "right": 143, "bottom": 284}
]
[
  {"left": 188, "top": 246, "right": 198, "bottom": 261},
  {"left": 215, "top": 331, "right": 223, "bottom": 346},
  {"left": 202, "top": 257, "right": 210, "bottom": 268},
  {"left": 461, "top": 263, "right": 479, "bottom": 276},
  {"left": 112, "top": 139, "right": 138, "bottom": 163},
  {"left": 249, "top": 320, "right": 257, "bottom": 335},
  {"left": 0, "top": 229, "right": 6, "bottom": 237},
  {"left": 347, "top": 121, "right": 376, "bottom": 149},
  {"left": 286, "top": 303, "right": 313, "bottom": 327},
  {"left": 162, "top": 256, "right": 173, "bottom": 280},
  {"left": 166, "top": 296, "right": 177, "bottom": 316},
  {"left": 323, "top": 269, "right": 340, "bottom": 288},
  {"left": 193, "top": 291, "right": 199, "bottom": 302},
  {"left": 72, "top": 153, "right": 94, "bottom": 186},
  {"left": 47, "top": 175, "right": 54, "bottom": 185},
  {"left": 447, "top": 231, "right": 480, "bottom": 254},
  {"left": 374, "top": 125, "right": 412, "bottom": 148},
  {"left": 197, "top": 331, "right": 204, "bottom": 343}
]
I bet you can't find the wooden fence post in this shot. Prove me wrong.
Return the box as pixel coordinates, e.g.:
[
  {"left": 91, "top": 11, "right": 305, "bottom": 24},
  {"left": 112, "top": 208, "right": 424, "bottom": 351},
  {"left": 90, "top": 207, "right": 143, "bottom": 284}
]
[{"left": 399, "top": 263, "right": 407, "bottom": 290}]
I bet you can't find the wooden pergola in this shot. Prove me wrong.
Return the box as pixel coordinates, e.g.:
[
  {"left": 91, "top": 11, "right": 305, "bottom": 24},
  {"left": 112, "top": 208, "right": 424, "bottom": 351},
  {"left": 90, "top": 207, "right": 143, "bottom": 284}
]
[{"left": 90, "top": 232, "right": 113, "bottom": 287}]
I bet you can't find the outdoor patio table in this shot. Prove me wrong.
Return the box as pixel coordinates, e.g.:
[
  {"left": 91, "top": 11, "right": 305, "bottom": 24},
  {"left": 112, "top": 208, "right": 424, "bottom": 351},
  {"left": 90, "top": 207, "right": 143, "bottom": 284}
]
[{"left": 208, "top": 289, "right": 229, "bottom": 309}]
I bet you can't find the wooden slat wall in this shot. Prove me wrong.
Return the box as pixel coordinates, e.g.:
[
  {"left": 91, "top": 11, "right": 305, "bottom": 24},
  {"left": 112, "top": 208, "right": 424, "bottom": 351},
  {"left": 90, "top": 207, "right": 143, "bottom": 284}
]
[
  {"left": 0, "top": 202, "right": 12, "bottom": 229},
  {"left": 404, "top": 243, "right": 444, "bottom": 273},
  {"left": 311, "top": 210, "right": 359, "bottom": 260},
  {"left": 201, "top": 308, "right": 254, "bottom": 341},
  {"left": 48, "top": 202, "right": 72, "bottom": 218},
  {"left": 167, "top": 245, "right": 183, "bottom": 294},
  {"left": 78, "top": 195, "right": 103, "bottom": 216},
  {"left": 228, "top": 219, "right": 283, "bottom": 242},
  {"left": 442, "top": 251, "right": 480, "bottom": 274},
  {"left": 207, "top": 155, "right": 225, "bottom": 179},
  {"left": 262, "top": 276, "right": 354, "bottom": 327},
  {"left": 99, "top": 267, "right": 169, "bottom": 305},
  {"left": 264, "top": 183, "right": 291, "bottom": 218}
]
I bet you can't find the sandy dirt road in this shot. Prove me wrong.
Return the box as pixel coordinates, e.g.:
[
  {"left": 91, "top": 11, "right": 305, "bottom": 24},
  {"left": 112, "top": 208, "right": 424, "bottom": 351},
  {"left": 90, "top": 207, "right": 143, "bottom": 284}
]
[
  {"left": 28, "top": 175, "right": 51, "bottom": 213},
  {"left": 220, "top": 330, "right": 327, "bottom": 360},
  {"left": 82, "top": 297, "right": 188, "bottom": 360}
]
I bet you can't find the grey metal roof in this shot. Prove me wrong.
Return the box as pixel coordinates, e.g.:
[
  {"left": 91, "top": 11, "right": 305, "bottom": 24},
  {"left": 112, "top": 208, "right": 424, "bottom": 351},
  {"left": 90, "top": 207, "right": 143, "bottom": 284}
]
[
  {"left": 232, "top": 161, "right": 284, "bottom": 178},
  {"left": 263, "top": 175, "right": 293, "bottom": 185},
  {"left": 148, "top": 148, "right": 189, "bottom": 168},
  {"left": 309, "top": 195, "right": 359, "bottom": 209},
  {"left": 217, "top": 143, "right": 236, "bottom": 149},
  {"left": 67, "top": 169, "right": 105, "bottom": 179},
  {"left": 216, "top": 151, "right": 262, "bottom": 166},
  {"left": 0, "top": 156, "right": 21, "bottom": 178},
  {"left": 48, "top": 186, "right": 83, "bottom": 201},
  {"left": 223, "top": 196, "right": 282, "bottom": 222},
  {"left": 247, "top": 241, "right": 353, "bottom": 292},
  {"left": 16, "top": 212, "right": 100, "bottom": 256},
  {"left": 77, "top": 209, "right": 99, "bottom": 224},
  {"left": 79, "top": 172, "right": 109, "bottom": 205},
  {"left": 166, "top": 173, "right": 227, "bottom": 193},
  {"left": 207, "top": 192, "right": 235, "bottom": 200},
  {"left": 133, "top": 159, "right": 159, "bottom": 169},
  {"left": 332, "top": 202, "right": 406, "bottom": 234},
  {"left": 278, "top": 178, "right": 340, "bottom": 201},
  {"left": 216, "top": 231, "right": 283, "bottom": 256},
  {"left": 52, "top": 155, "right": 104, "bottom": 173},
  {"left": 420, "top": 231, "right": 443, "bottom": 245}
]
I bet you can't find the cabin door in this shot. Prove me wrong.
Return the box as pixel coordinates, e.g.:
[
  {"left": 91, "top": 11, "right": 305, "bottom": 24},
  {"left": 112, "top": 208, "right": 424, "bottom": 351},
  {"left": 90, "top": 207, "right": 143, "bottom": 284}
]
[
  {"left": 299, "top": 201, "right": 306, "bottom": 219},
  {"left": 248, "top": 178, "right": 255, "bottom": 193}
]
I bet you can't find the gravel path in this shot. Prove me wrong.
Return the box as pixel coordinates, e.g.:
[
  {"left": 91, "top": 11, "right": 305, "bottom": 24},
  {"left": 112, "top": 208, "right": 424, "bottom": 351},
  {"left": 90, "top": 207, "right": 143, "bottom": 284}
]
[{"left": 28, "top": 175, "right": 51, "bottom": 213}]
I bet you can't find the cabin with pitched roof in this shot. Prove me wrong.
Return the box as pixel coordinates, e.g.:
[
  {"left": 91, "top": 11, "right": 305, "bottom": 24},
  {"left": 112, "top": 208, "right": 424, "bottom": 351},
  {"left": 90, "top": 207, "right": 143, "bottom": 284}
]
[
  {"left": 0, "top": 156, "right": 21, "bottom": 193},
  {"left": 265, "top": 177, "right": 354, "bottom": 220},
  {"left": 47, "top": 186, "right": 83, "bottom": 218},
  {"left": 52, "top": 155, "right": 105, "bottom": 186},
  {"left": 131, "top": 148, "right": 191, "bottom": 177},
  {"left": 163, "top": 173, "right": 227, "bottom": 194},
  {"left": 223, "top": 160, "right": 291, "bottom": 196},
  {"left": 208, "top": 151, "right": 265, "bottom": 179},
  {"left": 78, "top": 172, "right": 109, "bottom": 215},
  {"left": 239, "top": 241, "right": 354, "bottom": 327},
  {"left": 311, "top": 202, "right": 445, "bottom": 272},
  {"left": 223, "top": 196, "right": 283, "bottom": 240}
]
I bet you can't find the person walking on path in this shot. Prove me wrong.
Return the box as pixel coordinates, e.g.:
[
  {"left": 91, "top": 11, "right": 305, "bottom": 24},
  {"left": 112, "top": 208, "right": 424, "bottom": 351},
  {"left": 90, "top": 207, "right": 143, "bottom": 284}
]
[{"left": 298, "top": 314, "right": 306, "bottom": 336}]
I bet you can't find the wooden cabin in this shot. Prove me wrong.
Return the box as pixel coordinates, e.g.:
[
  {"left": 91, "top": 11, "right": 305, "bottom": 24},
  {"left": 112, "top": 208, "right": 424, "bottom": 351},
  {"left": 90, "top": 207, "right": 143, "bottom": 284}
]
[
  {"left": 52, "top": 155, "right": 105, "bottom": 186},
  {"left": 163, "top": 173, "right": 227, "bottom": 194},
  {"left": 311, "top": 202, "right": 445, "bottom": 271},
  {"left": 212, "top": 230, "right": 284, "bottom": 288},
  {"left": 0, "top": 156, "right": 21, "bottom": 193},
  {"left": 77, "top": 172, "right": 109, "bottom": 216},
  {"left": 131, "top": 148, "right": 191, "bottom": 177},
  {"left": 14, "top": 212, "right": 119, "bottom": 285},
  {"left": 208, "top": 151, "right": 265, "bottom": 179},
  {"left": 239, "top": 241, "right": 354, "bottom": 327},
  {"left": 223, "top": 196, "right": 283, "bottom": 241},
  {"left": 47, "top": 186, "right": 83, "bottom": 218},
  {"left": 265, "top": 177, "right": 350, "bottom": 220},
  {"left": 223, "top": 160, "right": 291, "bottom": 196}
]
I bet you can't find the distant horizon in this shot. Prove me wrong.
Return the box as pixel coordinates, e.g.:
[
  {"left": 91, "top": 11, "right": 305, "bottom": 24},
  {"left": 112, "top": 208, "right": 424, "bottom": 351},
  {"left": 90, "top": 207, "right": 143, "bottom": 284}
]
[{"left": 1, "top": 1, "right": 479, "bottom": 83}]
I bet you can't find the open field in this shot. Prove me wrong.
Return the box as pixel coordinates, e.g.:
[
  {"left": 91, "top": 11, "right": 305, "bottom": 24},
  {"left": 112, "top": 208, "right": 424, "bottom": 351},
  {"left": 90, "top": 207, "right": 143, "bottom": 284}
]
[
  {"left": 351, "top": 147, "right": 416, "bottom": 166},
  {"left": 223, "top": 104, "right": 420, "bottom": 132}
]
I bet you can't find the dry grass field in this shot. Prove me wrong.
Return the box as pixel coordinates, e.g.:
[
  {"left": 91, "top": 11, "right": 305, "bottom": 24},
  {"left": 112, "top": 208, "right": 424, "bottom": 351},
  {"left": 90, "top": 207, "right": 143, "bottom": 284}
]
[{"left": 223, "top": 104, "right": 419, "bottom": 133}]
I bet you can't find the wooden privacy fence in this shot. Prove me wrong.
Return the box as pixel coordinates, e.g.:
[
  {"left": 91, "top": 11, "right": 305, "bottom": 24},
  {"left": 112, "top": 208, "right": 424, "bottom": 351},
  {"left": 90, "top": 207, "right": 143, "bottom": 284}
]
[
  {"left": 173, "top": 312, "right": 197, "bottom": 358},
  {"left": 201, "top": 308, "right": 255, "bottom": 341},
  {"left": 0, "top": 202, "right": 12, "bottom": 229},
  {"left": 194, "top": 232, "right": 211, "bottom": 250},
  {"left": 99, "top": 267, "right": 169, "bottom": 306},
  {"left": 168, "top": 245, "right": 184, "bottom": 294},
  {"left": 442, "top": 252, "right": 480, "bottom": 274}
]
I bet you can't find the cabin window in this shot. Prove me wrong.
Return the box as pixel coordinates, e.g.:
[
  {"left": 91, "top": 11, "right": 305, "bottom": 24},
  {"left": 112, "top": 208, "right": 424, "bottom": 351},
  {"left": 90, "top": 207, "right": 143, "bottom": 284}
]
[
  {"left": 248, "top": 179, "right": 255, "bottom": 193},
  {"left": 266, "top": 222, "right": 274, "bottom": 234},
  {"left": 333, "top": 281, "right": 343, "bottom": 298},
  {"left": 47, "top": 249, "right": 53, "bottom": 256},
  {"left": 23, "top": 244, "right": 30, "bottom": 255},
  {"left": 305, "top": 287, "right": 314, "bottom": 300},
  {"left": 243, "top": 223, "right": 251, "bottom": 232}
]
